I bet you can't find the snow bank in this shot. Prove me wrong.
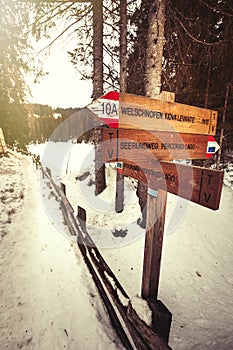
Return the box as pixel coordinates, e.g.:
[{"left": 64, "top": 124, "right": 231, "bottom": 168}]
[
  {"left": 0, "top": 152, "right": 125, "bottom": 350},
  {"left": 223, "top": 162, "right": 233, "bottom": 191},
  {"left": 6, "top": 142, "right": 233, "bottom": 349},
  {"left": 0, "top": 152, "right": 25, "bottom": 240}
]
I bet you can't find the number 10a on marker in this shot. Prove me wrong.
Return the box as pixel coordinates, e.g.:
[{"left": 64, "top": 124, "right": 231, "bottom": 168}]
[{"left": 101, "top": 101, "right": 118, "bottom": 118}]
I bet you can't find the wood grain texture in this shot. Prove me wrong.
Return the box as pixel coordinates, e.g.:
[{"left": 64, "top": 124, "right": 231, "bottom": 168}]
[
  {"left": 119, "top": 93, "right": 218, "bottom": 135},
  {"left": 101, "top": 128, "right": 211, "bottom": 161},
  {"left": 127, "top": 302, "right": 171, "bottom": 349},
  {"left": 141, "top": 189, "right": 167, "bottom": 300},
  {"left": 122, "top": 161, "right": 223, "bottom": 210}
]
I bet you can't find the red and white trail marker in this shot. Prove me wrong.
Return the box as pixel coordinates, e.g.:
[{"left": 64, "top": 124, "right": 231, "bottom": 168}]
[
  {"left": 206, "top": 136, "right": 220, "bottom": 159},
  {"left": 87, "top": 91, "right": 119, "bottom": 128}
]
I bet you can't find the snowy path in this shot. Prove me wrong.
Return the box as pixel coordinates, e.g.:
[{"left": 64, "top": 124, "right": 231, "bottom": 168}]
[
  {"left": 0, "top": 156, "right": 123, "bottom": 350},
  {"left": 1, "top": 150, "right": 233, "bottom": 350}
]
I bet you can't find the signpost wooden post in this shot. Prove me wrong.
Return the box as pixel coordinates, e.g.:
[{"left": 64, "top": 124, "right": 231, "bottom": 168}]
[
  {"left": 89, "top": 89, "right": 223, "bottom": 312},
  {"left": 139, "top": 92, "right": 174, "bottom": 303},
  {"left": 141, "top": 188, "right": 167, "bottom": 300}
]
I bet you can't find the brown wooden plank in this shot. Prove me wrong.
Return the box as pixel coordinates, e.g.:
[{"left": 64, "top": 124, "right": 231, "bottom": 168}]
[
  {"left": 148, "top": 300, "right": 172, "bottom": 344},
  {"left": 45, "top": 171, "right": 172, "bottom": 349},
  {"left": 119, "top": 92, "right": 218, "bottom": 135},
  {"left": 140, "top": 90, "right": 175, "bottom": 305},
  {"left": 127, "top": 303, "right": 172, "bottom": 350},
  {"left": 101, "top": 128, "right": 213, "bottom": 161},
  {"left": 122, "top": 161, "right": 223, "bottom": 210},
  {"left": 141, "top": 189, "right": 167, "bottom": 300},
  {"left": 115, "top": 171, "right": 124, "bottom": 213}
]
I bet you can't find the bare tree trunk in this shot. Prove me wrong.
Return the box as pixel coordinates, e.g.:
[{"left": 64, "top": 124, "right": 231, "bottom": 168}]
[
  {"left": 92, "top": 0, "right": 103, "bottom": 100},
  {"left": 137, "top": 0, "right": 166, "bottom": 227},
  {"left": 216, "top": 82, "right": 231, "bottom": 169},
  {"left": 115, "top": 0, "right": 127, "bottom": 213},
  {"left": 120, "top": 0, "right": 127, "bottom": 93},
  {"left": 204, "top": 65, "right": 211, "bottom": 108},
  {"left": 145, "top": 0, "right": 165, "bottom": 98},
  {"left": 93, "top": 0, "right": 106, "bottom": 195},
  {"left": 141, "top": 0, "right": 167, "bottom": 301}
]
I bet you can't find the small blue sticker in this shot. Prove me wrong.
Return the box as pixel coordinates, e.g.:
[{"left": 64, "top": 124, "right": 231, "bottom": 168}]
[{"left": 208, "top": 146, "right": 215, "bottom": 153}]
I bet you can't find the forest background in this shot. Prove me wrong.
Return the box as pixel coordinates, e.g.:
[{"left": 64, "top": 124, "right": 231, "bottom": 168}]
[{"left": 0, "top": 0, "right": 233, "bottom": 155}]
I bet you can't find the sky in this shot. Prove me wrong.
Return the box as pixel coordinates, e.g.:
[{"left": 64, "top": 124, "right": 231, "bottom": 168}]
[
  {"left": 26, "top": 19, "right": 93, "bottom": 109},
  {"left": 28, "top": 51, "right": 92, "bottom": 109}
]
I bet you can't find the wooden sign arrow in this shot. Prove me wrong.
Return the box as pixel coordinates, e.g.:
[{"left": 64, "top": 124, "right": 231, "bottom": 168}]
[
  {"left": 87, "top": 91, "right": 218, "bottom": 135},
  {"left": 119, "top": 93, "right": 218, "bottom": 135},
  {"left": 101, "top": 128, "right": 220, "bottom": 162},
  {"left": 118, "top": 161, "right": 223, "bottom": 210}
]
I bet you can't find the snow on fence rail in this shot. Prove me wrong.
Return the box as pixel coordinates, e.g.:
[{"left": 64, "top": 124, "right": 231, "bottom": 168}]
[{"left": 42, "top": 167, "right": 172, "bottom": 350}]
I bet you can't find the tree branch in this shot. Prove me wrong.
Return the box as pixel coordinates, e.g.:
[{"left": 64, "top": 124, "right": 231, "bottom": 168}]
[
  {"left": 199, "top": 0, "right": 233, "bottom": 17},
  {"left": 32, "top": 5, "right": 91, "bottom": 57},
  {"left": 35, "top": 19, "right": 80, "bottom": 56},
  {"left": 172, "top": 10, "right": 232, "bottom": 46},
  {"left": 28, "top": 2, "right": 72, "bottom": 30}
]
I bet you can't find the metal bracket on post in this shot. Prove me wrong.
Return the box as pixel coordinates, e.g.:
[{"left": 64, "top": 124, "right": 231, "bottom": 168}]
[{"left": 148, "top": 187, "right": 158, "bottom": 198}]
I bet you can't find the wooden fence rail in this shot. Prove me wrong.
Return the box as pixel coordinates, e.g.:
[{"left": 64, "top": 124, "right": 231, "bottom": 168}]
[{"left": 42, "top": 168, "right": 172, "bottom": 350}]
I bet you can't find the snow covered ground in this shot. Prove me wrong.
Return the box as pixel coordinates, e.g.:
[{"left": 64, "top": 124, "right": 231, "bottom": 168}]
[
  {"left": 0, "top": 152, "right": 124, "bottom": 350},
  {"left": 0, "top": 153, "right": 25, "bottom": 241},
  {"left": 1, "top": 144, "right": 233, "bottom": 349}
]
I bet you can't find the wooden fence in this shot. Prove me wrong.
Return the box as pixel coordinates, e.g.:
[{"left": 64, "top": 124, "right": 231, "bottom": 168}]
[{"left": 42, "top": 167, "right": 172, "bottom": 350}]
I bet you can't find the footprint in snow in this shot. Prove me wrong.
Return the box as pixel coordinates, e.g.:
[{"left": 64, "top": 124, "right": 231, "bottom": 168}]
[
  {"left": 112, "top": 229, "right": 128, "bottom": 237},
  {"left": 225, "top": 276, "right": 233, "bottom": 285},
  {"left": 194, "top": 318, "right": 210, "bottom": 328}
]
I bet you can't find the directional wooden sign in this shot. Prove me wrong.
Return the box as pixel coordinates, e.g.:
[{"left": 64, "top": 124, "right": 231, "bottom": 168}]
[
  {"left": 101, "top": 128, "right": 220, "bottom": 162},
  {"left": 119, "top": 93, "right": 218, "bottom": 135},
  {"left": 90, "top": 89, "right": 223, "bottom": 333},
  {"left": 117, "top": 161, "right": 223, "bottom": 210},
  {"left": 87, "top": 91, "right": 218, "bottom": 135},
  {"left": 91, "top": 91, "right": 223, "bottom": 210}
]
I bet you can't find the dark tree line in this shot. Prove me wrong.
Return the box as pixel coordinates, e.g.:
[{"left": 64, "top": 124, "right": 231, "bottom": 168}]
[
  {"left": 27, "top": 104, "right": 81, "bottom": 144},
  {"left": 0, "top": 0, "right": 31, "bottom": 148},
  {"left": 127, "top": 0, "right": 233, "bottom": 151},
  {"left": 1, "top": 0, "right": 233, "bottom": 154}
]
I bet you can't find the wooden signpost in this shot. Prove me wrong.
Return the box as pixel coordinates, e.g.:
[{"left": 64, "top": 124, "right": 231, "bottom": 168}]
[
  {"left": 89, "top": 91, "right": 223, "bottom": 330},
  {"left": 101, "top": 128, "right": 220, "bottom": 162},
  {"left": 119, "top": 93, "right": 218, "bottom": 135},
  {"left": 87, "top": 91, "right": 218, "bottom": 135},
  {"left": 118, "top": 161, "right": 223, "bottom": 211}
]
